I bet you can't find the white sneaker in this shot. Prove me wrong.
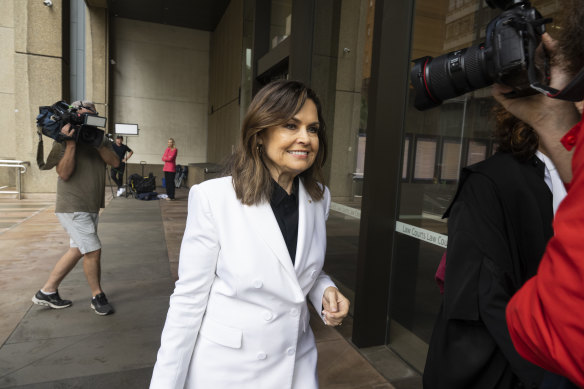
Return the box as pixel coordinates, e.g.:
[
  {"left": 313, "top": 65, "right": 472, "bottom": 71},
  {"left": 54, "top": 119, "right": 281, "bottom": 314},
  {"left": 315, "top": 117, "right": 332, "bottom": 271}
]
[
  {"left": 116, "top": 188, "right": 122, "bottom": 196},
  {"left": 119, "top": 188, "right": 126, "bottom": 195}
]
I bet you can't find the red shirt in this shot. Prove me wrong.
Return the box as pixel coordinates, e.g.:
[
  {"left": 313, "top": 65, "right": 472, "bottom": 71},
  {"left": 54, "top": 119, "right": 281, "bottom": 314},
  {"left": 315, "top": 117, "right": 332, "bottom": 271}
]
[
  {"left": 506, "top": 113, "right": 584, "bottom": 387},
  {"left": 162, "top": 147, "right": 177, "bottom": 173}
]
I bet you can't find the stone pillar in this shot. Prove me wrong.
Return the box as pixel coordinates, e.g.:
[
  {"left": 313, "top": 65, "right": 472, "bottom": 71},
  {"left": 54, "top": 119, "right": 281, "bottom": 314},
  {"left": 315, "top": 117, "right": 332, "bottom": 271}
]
[
  {"left": 0, "top": 0, "right": 16, "bottom": 185},
  {"left": 0, "top": 0, "right": 109, "bottom": 195},
  {"left": 328, "top": 0, "right": 368, "bottom": 201},
  {"left": 12, "top": 0, "right": 68, "bottom": 193},
  {"left": 85, "top": 4, "right": 109, "bottom": 124}
]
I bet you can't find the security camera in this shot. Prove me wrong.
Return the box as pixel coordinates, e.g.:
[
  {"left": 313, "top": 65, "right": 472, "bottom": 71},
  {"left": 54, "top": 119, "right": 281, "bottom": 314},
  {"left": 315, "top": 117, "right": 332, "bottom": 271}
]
[{"left": 43, "top": 0, "right": 53, "bottom": 6}]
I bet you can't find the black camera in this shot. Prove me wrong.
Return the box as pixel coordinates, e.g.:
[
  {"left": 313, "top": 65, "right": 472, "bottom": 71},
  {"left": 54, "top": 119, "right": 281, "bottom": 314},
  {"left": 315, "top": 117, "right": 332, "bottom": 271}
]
[
  {"left": 36, "top": 101, "right": 108, "bottom": 147},
  {"left": 410, "top": 0, "right": 551, "bottom": 111}
]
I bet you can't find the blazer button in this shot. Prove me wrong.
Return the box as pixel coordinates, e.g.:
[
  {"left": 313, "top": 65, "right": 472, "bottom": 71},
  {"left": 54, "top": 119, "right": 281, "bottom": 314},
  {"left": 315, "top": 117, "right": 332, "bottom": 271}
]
[
  {"left": 290, "top": 308, "right": 299, "bottom": 317},
  {"left": 257, "top": 352, "right": 267, "bottom": 360},
  {"left": 253, "top": 279, "right": 263, "bottom": 288},
  {"left": 286, "top": 347, "right": 296, "bottom": 356},
  {"left": 263, "top": 311, "right": 273, "bottom": 321}
]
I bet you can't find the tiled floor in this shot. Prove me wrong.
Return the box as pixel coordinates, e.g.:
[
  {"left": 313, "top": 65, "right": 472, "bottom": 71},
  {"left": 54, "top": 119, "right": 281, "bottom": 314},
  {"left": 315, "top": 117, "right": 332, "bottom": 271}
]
[
  {"left": 0, "top": 192, "right": 170, "bottom": 388},
  {"left": 318, "top": 206, "right": 424, "bottom": 389},
  {"left": 0, "top": 194, "right": 115, "bottom": 347},
  {"left": 0, "top": 197, "right": 68, "bottom": 345},
  {"left": 0, "top": 200, "right": 53, "bottom": 233}
]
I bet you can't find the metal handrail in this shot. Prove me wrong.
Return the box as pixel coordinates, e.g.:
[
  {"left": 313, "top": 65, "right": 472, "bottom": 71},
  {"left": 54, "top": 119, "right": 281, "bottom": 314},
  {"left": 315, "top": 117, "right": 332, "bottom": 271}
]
[{"left": 0, "top": 160, "right": 30, "bottom": 200}]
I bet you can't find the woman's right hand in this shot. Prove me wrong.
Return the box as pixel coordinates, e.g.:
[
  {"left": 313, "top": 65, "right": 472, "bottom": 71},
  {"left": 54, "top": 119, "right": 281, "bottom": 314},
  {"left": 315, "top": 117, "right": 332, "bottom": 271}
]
[{"left": 322, "top": 287, "right": 350, "bottom": 327}]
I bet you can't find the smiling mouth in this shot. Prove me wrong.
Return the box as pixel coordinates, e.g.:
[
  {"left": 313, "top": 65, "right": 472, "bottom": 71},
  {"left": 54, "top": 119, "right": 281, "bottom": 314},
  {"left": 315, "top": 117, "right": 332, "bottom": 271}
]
[{"left": 288, "top": 151, "right": 309, "bottom": 156}]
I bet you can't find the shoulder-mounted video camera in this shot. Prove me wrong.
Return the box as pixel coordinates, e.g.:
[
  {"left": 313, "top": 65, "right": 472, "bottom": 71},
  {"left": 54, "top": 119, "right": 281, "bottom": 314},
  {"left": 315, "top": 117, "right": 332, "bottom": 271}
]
[
  {"left": 410, "top": 0, "right": 552, "bottom": 111},
  {"left": 36, "top": 101, "right": 107, "bottom": 147}
]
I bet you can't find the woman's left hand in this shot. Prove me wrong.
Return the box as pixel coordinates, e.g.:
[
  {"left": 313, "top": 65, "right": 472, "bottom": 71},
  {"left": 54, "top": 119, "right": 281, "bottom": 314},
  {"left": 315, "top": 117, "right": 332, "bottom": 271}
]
[{"left": 322, "top": 286, "right": 350, "bottom": 326}]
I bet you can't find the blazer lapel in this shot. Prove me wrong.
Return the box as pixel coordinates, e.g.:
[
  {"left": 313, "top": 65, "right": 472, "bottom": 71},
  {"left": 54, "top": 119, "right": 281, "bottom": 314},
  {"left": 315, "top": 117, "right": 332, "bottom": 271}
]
[
  {"left": 243, "top": 201, "right": 301, "bottom": 287},
  {"left": 295, "top": 180, "right": 315, "bottom": 269}
]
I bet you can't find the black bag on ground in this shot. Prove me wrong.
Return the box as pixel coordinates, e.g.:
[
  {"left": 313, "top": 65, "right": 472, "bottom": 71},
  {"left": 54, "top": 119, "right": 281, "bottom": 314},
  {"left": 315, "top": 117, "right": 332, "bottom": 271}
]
[
  {"left": 135, "top": 192, "right": 158, "bottom": 201},
  {"left": 130, "top": 173, "right": 156, "bottom": 194}
]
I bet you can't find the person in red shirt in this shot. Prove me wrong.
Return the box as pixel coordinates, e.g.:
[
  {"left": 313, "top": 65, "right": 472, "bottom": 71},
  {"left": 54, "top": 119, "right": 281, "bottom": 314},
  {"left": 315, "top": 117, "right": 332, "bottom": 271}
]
[
  {"left": 162, "top": 138, "right": 178, "bottom": 200},
  {"left": 493, "top": 1, "right": 584, "bottom": 386}
]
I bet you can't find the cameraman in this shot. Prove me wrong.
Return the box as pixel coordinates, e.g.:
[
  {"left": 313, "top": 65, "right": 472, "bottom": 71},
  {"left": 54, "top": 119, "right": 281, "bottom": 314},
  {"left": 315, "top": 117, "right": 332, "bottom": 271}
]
[
  {"left": 111, "top": 135, "right": 133, "bottom": 196},
  {"left": 494, "top": 1, "right": 584, "bottom": 386},
  {"left": 32, "top": 100, "right": 120, "bottom": 316}
]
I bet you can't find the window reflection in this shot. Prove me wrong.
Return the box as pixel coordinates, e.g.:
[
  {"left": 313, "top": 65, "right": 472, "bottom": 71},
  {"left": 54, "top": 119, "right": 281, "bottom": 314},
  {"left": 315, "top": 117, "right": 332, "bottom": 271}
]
[
  {"left": 440, "top": 139, "right": 462, "bottom": 182},
  {"left": 322, "top": 0, "right": 375, "bottom": 303},
  {"left": 389, "top": 0, "right": 563, "bottom": 371},
  {"left": 269, "top": 0, "right": 291, "bottom": 49}
]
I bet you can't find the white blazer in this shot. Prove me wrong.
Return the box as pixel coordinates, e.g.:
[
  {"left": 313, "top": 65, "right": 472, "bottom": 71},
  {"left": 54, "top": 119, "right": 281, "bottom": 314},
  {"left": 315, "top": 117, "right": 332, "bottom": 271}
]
[{"left": 150, "top": 176, "right": 335, "bottom": 389}]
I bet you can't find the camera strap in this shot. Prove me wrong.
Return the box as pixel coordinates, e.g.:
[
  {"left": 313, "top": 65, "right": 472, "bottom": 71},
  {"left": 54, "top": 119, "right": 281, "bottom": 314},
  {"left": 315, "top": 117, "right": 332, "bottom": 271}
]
[
  {"left": 36, "top": 130, "right": 48, "bottom": 170},
  {"left": 537, "top": 68, "right": 584, "bottom": 102},
  {"left": 35, "top": 127, "right": 60, "bottom": 170}
]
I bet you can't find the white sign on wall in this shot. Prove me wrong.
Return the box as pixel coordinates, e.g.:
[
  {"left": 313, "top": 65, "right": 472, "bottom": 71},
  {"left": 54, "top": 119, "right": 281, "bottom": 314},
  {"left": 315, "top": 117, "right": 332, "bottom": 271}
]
[{"left": 115, "top": 123, "right": 139, "bottom": 136}]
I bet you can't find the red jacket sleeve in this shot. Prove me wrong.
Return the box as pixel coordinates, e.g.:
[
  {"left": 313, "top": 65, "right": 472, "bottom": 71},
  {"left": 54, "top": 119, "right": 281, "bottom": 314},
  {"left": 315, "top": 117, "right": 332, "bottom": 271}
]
[{"left": 506, "top": 118, "right": 584, "bottom": 388}]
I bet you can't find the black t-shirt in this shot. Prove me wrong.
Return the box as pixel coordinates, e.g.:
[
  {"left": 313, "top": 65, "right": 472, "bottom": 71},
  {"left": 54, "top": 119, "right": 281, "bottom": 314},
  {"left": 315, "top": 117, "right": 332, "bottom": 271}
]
[
  {"left": 270, "top": 177, "right": 299, "bottom": 264},
  {"left": 112, "top": 143, "right": 132, "bottom": 161}
]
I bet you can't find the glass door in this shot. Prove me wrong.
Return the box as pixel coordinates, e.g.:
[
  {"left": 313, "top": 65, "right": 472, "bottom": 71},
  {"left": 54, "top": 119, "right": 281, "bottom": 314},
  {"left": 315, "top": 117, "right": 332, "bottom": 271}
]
[
  {"left": 386, "top": 0, "right": 562, "bottom": 371},
  {"left": 322, "top": 0, "right": 376, "bottom": 310}
]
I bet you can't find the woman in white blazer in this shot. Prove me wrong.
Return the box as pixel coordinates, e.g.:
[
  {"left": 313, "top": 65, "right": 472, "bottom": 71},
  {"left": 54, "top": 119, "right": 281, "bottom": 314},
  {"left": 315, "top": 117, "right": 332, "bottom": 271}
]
[{"left": 150, "top": 80, "right": 350, "bottom": 389}]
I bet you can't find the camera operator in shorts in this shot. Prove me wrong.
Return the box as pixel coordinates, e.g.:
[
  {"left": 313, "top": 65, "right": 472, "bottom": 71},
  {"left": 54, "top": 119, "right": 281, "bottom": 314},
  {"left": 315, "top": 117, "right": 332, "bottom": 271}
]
[
  {"left": 111, "top": 135, "right": 133, "bottom": 197},
  {"left": 32, "top": 100, "right": 120, "bottom": 316}
]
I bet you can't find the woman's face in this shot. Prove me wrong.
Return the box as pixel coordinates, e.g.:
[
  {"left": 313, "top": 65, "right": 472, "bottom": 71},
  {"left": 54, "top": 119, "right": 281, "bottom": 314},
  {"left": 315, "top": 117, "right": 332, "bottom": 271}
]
[
  {"left": 168, "top": 139, "right": 174, "bottom": 148},
  {"left": 260, "top": 99, "right": 320, "bottom": 181}
]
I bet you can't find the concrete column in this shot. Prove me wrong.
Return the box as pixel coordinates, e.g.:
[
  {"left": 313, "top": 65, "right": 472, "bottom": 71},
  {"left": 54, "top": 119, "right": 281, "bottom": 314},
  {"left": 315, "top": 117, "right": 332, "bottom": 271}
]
[
  {"left": 11, "top": 0, "right": 68, "bottom": 193},
  {"left": 0, "top": 0, "right": 16, "bottom": 185},
  {"left": 328, "top": 0, "right": 368, "bottom": 201},
  {"left": 85, "top": 5, "right": 109, "bottom": 124},
  {"left": 207, "top": 0, "right": 243, "bottom": 164}
]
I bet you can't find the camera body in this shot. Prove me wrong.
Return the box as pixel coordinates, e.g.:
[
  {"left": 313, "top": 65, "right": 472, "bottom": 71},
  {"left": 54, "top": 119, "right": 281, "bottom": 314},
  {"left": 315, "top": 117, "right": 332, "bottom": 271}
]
[
  {"left": 36, "top": 101, "right": 107, "bottom": 147},
  {"left": 410, "top": 0, "right": 549, "bottom": 110}
]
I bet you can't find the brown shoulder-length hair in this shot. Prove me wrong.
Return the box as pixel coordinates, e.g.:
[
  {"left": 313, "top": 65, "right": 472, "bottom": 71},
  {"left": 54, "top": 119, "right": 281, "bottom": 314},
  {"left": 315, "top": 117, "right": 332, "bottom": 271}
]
[
  {"left": 493, "top": 104, "right": 539, "bottom": 162},
  {"left": 225, "top": 79, "right": 328, "bottom": 205}
]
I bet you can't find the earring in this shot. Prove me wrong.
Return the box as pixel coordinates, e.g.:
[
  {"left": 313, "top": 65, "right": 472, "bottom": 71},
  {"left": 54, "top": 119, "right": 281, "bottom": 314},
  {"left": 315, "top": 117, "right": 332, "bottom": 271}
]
[{"left": 257, "top": 144, "right": 263, "bottom": 155}]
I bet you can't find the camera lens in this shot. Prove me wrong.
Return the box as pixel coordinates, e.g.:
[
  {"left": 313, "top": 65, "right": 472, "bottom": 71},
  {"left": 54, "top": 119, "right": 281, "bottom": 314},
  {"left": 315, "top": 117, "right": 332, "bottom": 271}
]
[{"left": 410, "top": 44, "right": 493, "bottom": 110}]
